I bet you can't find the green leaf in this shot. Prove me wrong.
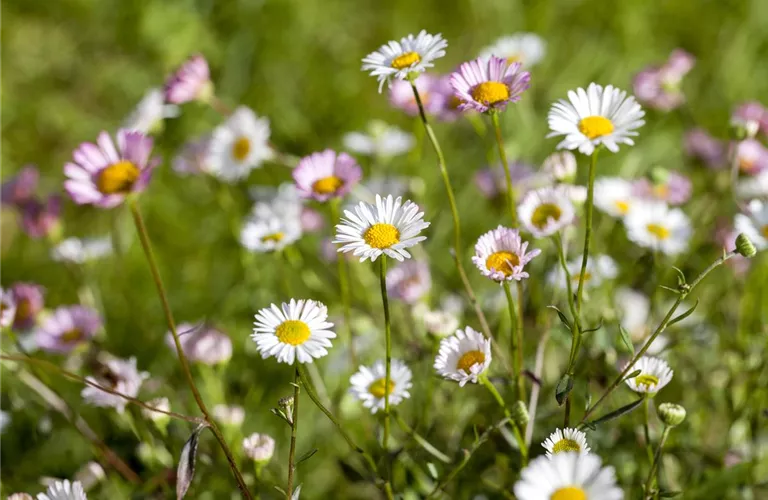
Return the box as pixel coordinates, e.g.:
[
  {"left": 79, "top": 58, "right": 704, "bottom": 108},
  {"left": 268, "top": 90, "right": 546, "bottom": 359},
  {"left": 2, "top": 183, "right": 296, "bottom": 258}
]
[
  {"left": 659, "top": 491, "right": 682, "bottom": 498},
  {"left": 623, "top": 369, "right": 642, "bottom": 382},
  {"left": 582, "top": 320, "right": 603, "bottom": 335},
  {"left": 547, "top": 305, "right": 572, "bottom": 331},
  {"left": 426, "top": 462, "right": 439, "bottom": 479},
  {"left": 618, "top": 324, "right": 634, "bottom": 355},
  {"left": 296, "top": 448, "right": 318, "bottom": 466},
  {"left": 555, "top": 374, "right": 574, "bottom": 406},
  {"left": 587, "top": 397, "right": 644, "bottom": 427},
  {"left": 667, "top": 300, "right": 699, "bottom": 328}
]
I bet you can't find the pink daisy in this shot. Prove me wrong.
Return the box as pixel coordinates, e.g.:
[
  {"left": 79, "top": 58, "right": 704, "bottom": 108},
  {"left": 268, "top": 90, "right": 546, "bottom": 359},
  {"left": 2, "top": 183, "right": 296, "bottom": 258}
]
[
  {"left": 1, "top": 165, "right": 38, "bottom": 207},
  {"left": 633, "top": 171, "right": 692, "bottom": 205},
  {"left": 292, "top": 149, "right": 362, "bottom": 202},
  {"left": 164, "top": 54, "right": 212, "bottom": 104},
  {"left": 450, "top": 55, "right": 531, "bottom": 113},
  {"left": 633, "top": 49, "right": 695, "bottom": 111},
  {"left": 389, "top": 74, "right": 443, "bottom": 116},
  {"left": 35, "top": 305, "right": 101, "bottom": 353}
]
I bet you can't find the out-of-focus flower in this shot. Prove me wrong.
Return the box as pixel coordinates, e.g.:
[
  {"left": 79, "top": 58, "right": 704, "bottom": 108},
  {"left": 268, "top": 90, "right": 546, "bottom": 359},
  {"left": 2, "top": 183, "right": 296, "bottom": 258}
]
[
  {"left": 164, "top": 54, "right": 213, "bottom": 104},
  {"left": 633, "top": 170, "right": 692, "bottom": 205},
  {"left": 413, "top": 303, "right": 460, "bottom": 337},
  {"left": 472, "top": 225, "right": 541, "bottom": 283},
  {"left": 123, "top": 88, "right": 179, "bottom": 134},
  {"left": 542, "top": 428, "right": 591, "bottom": 459},
  {"left": 8, "top": 493, "right": 33, "bottom": 500},
  {"left": 736, "top": 169, "right": 768, "bottom": 200},
  {"left": 36, "top": 479, "right": 87, "bottom": 500},
  {"left": 684, "top": 128, "right": 726, "bottom": 168},
  {"left": 64, "top": 130, "right": 159, "bottom": 208},
  {"left": 51, "top": 236, "right": 113, "bottom": 264},
  {"left": 731, "top": 101, "right": 768, "bottom": 138},
  {"left": 624, "top": 201, "right": 691, "bottom": 255},
  {"left": 343, "top": 121, "right": 414, "bottom": 158},
  {"left": 212, "top": 404, "right": 245, "bottom": 427},
  {"left": 431, "top": 75, "right": 465, "bottom": 122},
  {"left": 349, "top": 359, "right": 412, "bottom": 413},
  {"left": 141, "top": 397, "right": 170, "bottom": 423},
  {"left": 242, "top": 433, "right": 276, "bottom": 462},
  {"left": 548, "top": 83, "right": 645, "bottom": 155},
  {"left": 362, "top": 30, "right": 448, "bottom": 92},
  {"left": 478, "top": 33, "right": 546, "bottom": 68},
  {"left": 240, "top": 212, "right": 302, "bottom": 253},
  {"left": 74, "top": 462, "right": 105, "bottom": 491},
  {"left": 734, "top": 199, "right": 768, "bottom": 250},
  {"left": 389, "top": 74, "right": 443, "bottom": 116},
  {"left": 594, "top": 177, "right": 637, "bottom": 218},
  {"left": 518, "top": 186, "right": 576, "bottom": 237},
  {"left": 10, "top": 282, "right": 45, "bottom": 331},
  {"left": 615, "top": 287, "right": 650, "bottom": 340},
  {"left": 633, "top": 49, "right": 695, "bottom": 111},
  {"left": 82, "top": 357, "right": 148, "bottom": 413},
  {"left": 624, "top": 356, "right": 673, "bottom": 394},
  {"left": 2, "top": 165, "right": 39, "bottom": 206},
  {"left": 292, "top": 150, "right": 362, "bottom": 202},
  {"left": 474, "top": 162, "right": 536, "bottom": 200},
  {"left": 167, "top": 323, "right": 232, "bottom": 365},
  {"left": 514, "top": 453, "right": 622, "bottom": 500},
  {"left": 733, "top": 139, "right": 768, "bottom": 175},
  {"left": 208, "top": 106, "right": 273, "bottom": 183},
  {"left": 18, "top": 195, "right": 62, "bottom": 239},
  {"left": 0, "top": 288, "right": 16, "bottom": 329},
  {"left": 250, "top": 183, "right": 303, "bottom": 221},
  {"left": 434, "top": 326, "right": 492, "bottom": 386},
  {"left": 541, "top": 151, "right": 577, "bottom": 182},
  {"left": 450, "top": 55, "right": 531, "bottom": 113},
  {"left": 300, "top": 207, "right": 325, "bottom": 233},
  {"left": 172, "top": 135, "right": 211, "bottom": 176},
  {"left": 547, "top": 254, "right": 618, "bottom": 290},
  {"left": 35, "top": 306, "right": 101, "bottom": 354},
  {"left": 386, "top": 260, "right": 431, "bottom": 304}
]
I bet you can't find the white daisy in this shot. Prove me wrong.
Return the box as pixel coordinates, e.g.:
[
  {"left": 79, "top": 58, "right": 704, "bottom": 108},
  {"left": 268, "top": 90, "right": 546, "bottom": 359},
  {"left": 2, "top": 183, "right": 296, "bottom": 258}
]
[
  {"left": 212, "top": 404, "right": 245, "bottom": 427},
  {"left": 615, "top": 287, "right": 650, "bottom": 340},
  {"left": 542, "top": 151, "right": 577, "bottom": 182},
  {"left": 478, "top": 33, "right": 547, "bottom": 68},
  {"left": 518, "top": 186, "right": 576, "bottom": 237},
  {"left": 334, "top": 194, "right": 429, "bottom": 262},
  {"left": 252, "top": 299, "right": 336, "bottom": 365},
  {"left": 123, "top": 88, "right": 179, "bottom": 134},
  {"left": 349, "top": 359, "right": 413, "bottom": 413},
  {"left": 542, "top": 428, "right": 591, "bottom": 458},
  {"left": 594, "top": 177, "right": 637, "bottom": 217},
  {"left": 250, "top": 182, "right": 304, "bottom": 221},
  {"left": 514, "top": 452, "right": 623, "bottom": 500},
  {"left": 434, "top": 326, "right": 492, "bottom": 386},
  {"left": 242, "top": 433, "right": 276, "bottom": 462},
  {"left": 36, "top": 480, "right": 87, "bottom": 500},
  {"left": 734, "top": 199, "right": 768, "bottom": 250},
  {"left": 624, "top": 201, "right": 691, "bottom": 255},
  {"left": 51, "top": 236, "right": 113, "bottom": 264},
  {"left": 362, "top": 30, "right": 448, "bottom": 92},
  {"left": 735, "top": 170, "right": 768, "bottom": 200},
  {"left": 240, "top": 213, "right": 302, "bottom": 253},
  {"left": 207, "top": 106, "right": 273, "bottom": 182},
  {"left": 548, "top": 83, "right": 645, "bottom": 155},
  {"left": 81, "top": 357, "right": 148, "bottom": 414},
  {"left": 623, "top": 356, "right": 673, "bottom": 394},
  {"left": 472, "top": 225, "right": 542, "bottom": 283},
  {"left": 413, "top": 305, "right": 461, "bottom": 338},
  {"left": 548, "top": 254, "right": 618, "bottom": 290},
  {"left": 343, "top": 121, "right": 415, "bottom": 158}
]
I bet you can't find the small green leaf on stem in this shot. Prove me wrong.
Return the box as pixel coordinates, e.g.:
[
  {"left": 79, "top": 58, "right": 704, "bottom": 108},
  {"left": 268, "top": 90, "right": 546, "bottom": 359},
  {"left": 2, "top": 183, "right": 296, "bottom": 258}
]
[
  {"left": 659, "top": 490, "right": 682, "bottom": 498},
  {"left": 667, "top": 300, "right": 699, "bottom": 328},
  {"left": 618, "top": 325, "right": 634, "bottom": 355},
  {"left": 555, "top": 374, "right": 574, "bottom": 406},
  {"left": 623, "top": 369, "right": 642, "bottom": 382},
  {"left": 295, "top": 448, "right": 318, "bottom": 467},
  {"left": 588, "top": 397, "right": 644, "bottom": 427},
  {"left": 548, "top": 305, "right": 572, "bottom": 331}
]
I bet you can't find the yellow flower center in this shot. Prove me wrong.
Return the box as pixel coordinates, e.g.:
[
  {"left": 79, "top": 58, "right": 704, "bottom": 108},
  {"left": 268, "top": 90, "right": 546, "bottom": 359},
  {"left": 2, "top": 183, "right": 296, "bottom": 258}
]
[
  {"left": 646, "top": 223, "right": 670, "bottom": 240},
  {"left": 275, "top": 320, "right": 311, "bottom": 346},
  {"left": 762, "top": 224, "right": 768, "bottom": 238},
  {"left": 456, "top": 350, "right": 485, "bottom": 373},
  {"left": 552, "top": 438, "right": 582, "bottom": 454},
  {"left": 448, "top": 95, "right": 463, "bottom": 110},
  {"left": 15, "top": 299, "right": 32, "bottom": 322},
  {"left": 531, "top": 203, "right": 562, "bottom": 229},
  {"left": 578, "top": 115, "right": 614, "bottom": 140},
  {"left": 614, "top": 200, "right": 630, "bottom": 214},
  {"left": 368, "top": 378, "right": 395, "bottom": 398},
  {"left": 653, "top": 184, "right": 669, "bottom": 199},
  {"left": 61, "top": 329, "right": 84, "bottom": 343},
  {"left": 506, "top": 54, "right": 521, "bottom": 64},
  {"left": 391, "top": 51, "right": 421, "bottom": 70},
  {"left": 232, "top": 136, "right": 251, "bottom": 162},
  {"left": 739, "top": 158, "right": 755, "bottom": 173},
  {"left": 635, "top": 373, "right": 659, "bottom": 389},
  {"left": 485, "top": 251, "right": 520, "bottom": 277},
  {"left": 312, "top": 176, "right": 343, "bottom": 195},
  {"left": 470, "top": 82, "right": 510, "bottom": 105},
  {"left": 550, "top": 486, "right": 587, "bottom": 500},
  {"left": 363, "top": 223, "right": 400, "bottom": 249},
  {"left": 97, "top": 160, "right": 140, "bottom": 194},
  {"left": 571, "top": 272, "right": 592, "bottom": 283},
  {"left": 261, "top": 232, "right": 284, "bottom": 243}
]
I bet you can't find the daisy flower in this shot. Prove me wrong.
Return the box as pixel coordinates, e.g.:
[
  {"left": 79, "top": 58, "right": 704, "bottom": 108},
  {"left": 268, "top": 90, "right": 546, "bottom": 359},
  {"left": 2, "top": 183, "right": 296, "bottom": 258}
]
[
  {"left": 514, "top": 452, "right": 623, "bottom": 500},
  {"left": 518, "top": 186, "right": 576, "bottom": 237},
  {"left": 624, "top": 201, "right": 692, "bottom": 255},
  {"left": 362, "top": 30, "right": 448, "bottom": 92},
  {"left": 736, "top": 169, "right": 768, "bottom": 200},
  {"left": 51, "top": 236, "right": 113, "bottom": 264},
  {"left": 349, "top": 359, "right": 413, "bottom": 413},
  {"left": 250, "top": 182, "right": 303, "bottom": 221},
  {"left": 164, "top": 54, "right": 213, "bottom": 104},
  {"left": 292, "top": 149, "right": 362, "bottom": 202},
  {"left": 732, "top": 101, "right": 768, "bottom": 138},
  {"left": 212, "top": 404, "right": 245, "bottom": 427},
  {"left": 334, "top": 194, "right": 430, "bottom": 262},
  {"left": 431, "top": 74, "right": 465, "bottom": 122},
  {"left": 9, "top": 282, "right": 45, "bottom": 331},
  {"left": 478, "top": 33, "right": 546, "bottom": 67},
  {"left": 548, "top": 254, "right": 618, "bottom": 290},
  {"left": 343, "top": 121, "right": 414, "bottom": 158},
  {"left": 414, "top": 306, "right": 461, "bottom": 338},
  {"left": 36, "top": 480, "right": 87, "bottom": 500},
  {"left": 450, "top": 55, "right": 531, "bottom": 113},
  {"left": 542, "top": 428, "right": 591, "bottom": 458},
  {"left": 474, "top": 162, "right": 536, "bottom": 200},
  {"left": 734, "top": 139, "right": 768, "bottom": 175},
  {"left": 207, "top": 106, "right": 273, "bottom": 183},
  {"left": 35, "top": 306, "right": 102, "bottom": 354},
  {"left": 1, "top": 164, "right": 38, "bottom": 206},
  {"left": 240, "top": 213, "right": 302, "bottom": 253},
  {"left": 123, "top": 88, "right": 179, "bottom": 133},
  {"left": 633, "top": 49, "right": 695, "bottom": 111},
  {"left": 624, "top": 356, "right": 673, "bottom": 394},
  {"left": 633, "top": 170, "right": 692, "bottom": 205},
  {"left": 386, "top": 260, "right": 431, "bottom": 304},
  {"left": 64, "top": 129, "right": 158, "bottom": 208},
  {"left": 472, "top": 225, "right": 541, "bottom": 282},
  {"left": 8, "top": 493, "right": 33, "bottom": 500},
  {"left": 594, "top": 177, "right": 637, "bottom": 217},
  {"left": 542, "top": 151, "right": 577, "bottom": 182},
  {"left": 243, "top": 433, "right": 276, "bottom": 462},
  {"left": 18, "top": 195, "right": 62, "bottom": 239},
  {"left": 1, "top": 288, "right": 16, "bottom": 329},
  {"left": 548, "top": 83, "right": 645, "bottom": 155},
  {"left": 252, "top": 299, "right": 336, "bottom": 365},
  {"left": 434, "top": 326, "right": 492, "bottom": 386},
  {"left": 389, "top": 74, "right": 443, "bottom": 116},
  {"left": 734, "top": 200, "right": 768, "bottom": 250},
  {"left": 167, "top": 323, "right": 233, "bottom": 365},
  {"left": 82, "top": 357, "right": 149, "bottom": 413},
  {"left": 684, "top": 128, "right": 726, "bottom": 169}
]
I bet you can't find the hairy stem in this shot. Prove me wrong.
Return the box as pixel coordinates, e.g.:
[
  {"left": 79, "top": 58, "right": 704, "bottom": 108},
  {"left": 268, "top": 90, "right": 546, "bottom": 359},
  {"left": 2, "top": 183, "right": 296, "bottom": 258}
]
[
  {"left": 503, "top": 282, "right": 524, "bottom": 399},
  {"left": 490, "top": 111, "right": 518, "bottom": 227},
  {"left": 575, "top": 149, "right": 599, "bottom": 315},
  {"left": 644, "top": 426, "right": 671, "bottom": 499},
  {"left": 286, "top": 368, "right": 300, "bottom": 498}
]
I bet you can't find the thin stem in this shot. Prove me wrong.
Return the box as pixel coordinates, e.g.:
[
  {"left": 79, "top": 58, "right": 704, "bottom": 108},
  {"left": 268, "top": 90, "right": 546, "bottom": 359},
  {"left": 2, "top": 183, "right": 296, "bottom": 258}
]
[
  {"left": 643, "top": 397, "right": 654, "bottom": 462},
  {"left": 479, "top": 376, "right": 528, "bottom": 464},
  {"left": 502, "top": 282, "right": 523, "bottom": 399},
  {"left": 286, "top": 368, "right": 300, "bottom": 499},
  {"left": 564, "top": 398, "right": 571, "bottom": 428},
  {"left": 378, "top": 257, "right": 392, "bottom": 455},
  {"left": 576, "top": 149, "right": 599, "bottom": 314},
  {"left": 644, "top": 426, "right": 671, "bottom": 499},
  {"left": 490, "top": 111, "right": 518, "bottom": 227},
  {"left": 331, "top": 199, "right": 355, "bottom": 366},
  {"left": 525, "top": 331, "right": 550, "bottom": 446},
  {"left": 393, "top": 411, "right": 451, "bottom": 463},
  {"left": 515, "top": 280, "right": 526, "bottom": 402},
  {"left": 128, "top": 198, "right": 251, "bottom": 499}
]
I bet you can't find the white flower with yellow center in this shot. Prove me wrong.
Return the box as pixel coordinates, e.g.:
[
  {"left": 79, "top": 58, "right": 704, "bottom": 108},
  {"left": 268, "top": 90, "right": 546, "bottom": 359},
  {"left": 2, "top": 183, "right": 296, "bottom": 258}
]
[
  {"left": 624, "top": 356, "right": 673, "bottom": 394},
  {"left": 208, "top": 106, "right": 273, "bottom": 183},
  {"left": 334, "top": 194, "right": 429, "bottom": 262},
  {"left": 734, "top": 199, "right": 768, "bottom": 250},
  {"left": 594, "top": 177, "right": 637, "bottom": 218},
  {"left": 349, "top": 359, "right": 413, "bottom": 413},
  {"left": 472, "top": 225, "right": 542, "bottom": 283},
  {"left": 36, "top": 480, "right": 88, "bottom": 500},
  {"left": 548, "top": 254, "right": 618, "bottom": 290},
  {"left": 548, "top": 83, "right": 645, "bottom": 155},
  {"left": 518, "top": 186, "right": 576, "bottom": 237},
  {"left": 624, "top": 201, "right": 691, "bottom": 255},
  {"left": 434, "top": 326, "right": 492, "bottom": 386},
  {"left": 240, "top": 213, "right": 302, "bottom": 253},
  {"left": 478, "top": 33, "right": 547, "bottom": 68},
  {"left": 362, "top": 30, "right": 448, "bottom": 92},
  {"left": 542, "top": 428, "right": 591, "bottom": 459},
  {"left": 252, "top": 299, "right": 336, "bottom": 365},
  {"left": 514, "top": 452, "right": 623, "bottom": 500}
]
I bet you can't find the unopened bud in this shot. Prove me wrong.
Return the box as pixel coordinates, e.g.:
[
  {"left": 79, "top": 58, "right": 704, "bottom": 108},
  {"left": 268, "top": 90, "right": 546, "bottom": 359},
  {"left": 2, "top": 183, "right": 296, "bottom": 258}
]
[
  {"left": 657, "top": 402, "right": 686, "bottom": 427},
  {"left": 735, "top": 233, "right": 757, "bottom": 258},
  {"left": 279, "top": 395, "right": 295, "bottom": 423},
  {"left": 511, "top": 400, "right": 529, "bottom": 427}
]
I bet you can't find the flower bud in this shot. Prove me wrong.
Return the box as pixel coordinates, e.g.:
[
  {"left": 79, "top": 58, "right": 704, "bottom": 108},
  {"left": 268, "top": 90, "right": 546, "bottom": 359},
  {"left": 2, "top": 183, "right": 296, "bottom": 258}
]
[
  {"left": 511, "top": 400, "right": 529, "bottom": 427},
  {"left": 735, "top": 233, "right": 757, "bottom": 258},
  {"left": 279, "top": 395, "right": 295, "bottom": 423},
  {"left": 657, "top": 402, "right": 686, "bottom": 427},
  {"left": 243, "top": 433, "right": 276, "bottom": 463}
]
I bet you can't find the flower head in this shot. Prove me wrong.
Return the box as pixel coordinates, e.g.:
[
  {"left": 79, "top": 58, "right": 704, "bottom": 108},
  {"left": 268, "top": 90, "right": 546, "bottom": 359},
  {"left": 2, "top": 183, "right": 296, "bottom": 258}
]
[
  {"left": 542, "top": 428, "right": 591, "bottom": 459},
  {"left": 334, "top": 194, "right": 429, "bottom": 262},
  {"left": 292, "top": 150, "right": 362, "bottom": 202},
  {"left": 734, "top": 139, "right": 768, "bottom": 175},
  {"left": 389, "top": 74, "right": 443, "bottom": 116},
  {"left": 36, "top": 480, "right": 87, "bottom": 500},
  {"left": 343, "top": 121, "right": 414, "bottom": 158},
  {"left": 243, "top": 433, "right": 276, "bottom": 462},
  {"left": 167, "top": 323, "right": 232, "bottom": 365},
  {"left": 624, "top": 356, "right": 673, "bottom": 394},
  {"left": 1, "top": 164, "right": 38, "bottom": 207},
  {"left": 208, "top": 106, "right": 272, "bottom": 183},
  {"left": 624, "top": 201, "right": 692, "bottom": 255},
  {"left": 633, "top": 170, "right": 692, "bottom": 205},
  {"left": 684, "top": 128, "right": 726, "bottom": 168},
  {"left": 123, "top": 88, "right": 179, "bottom": 133},
  {"left": 633, "top": 49, "right": 695, "bottom": 111},
  {"left": 735, "top": 169, "right": 768, "bottom": 200},
  {"left": 212, "top": 404, "right": 245, "bottom": 426},
  {"left": 731, "top": 101, "right": 768, "bottom": 138},
  {"left": 164, "top": 54, "right": 213, "bottom": 104},
  {"left": 450, "top": 55, "right": 531, "bottom": 113},
  {"left": 518, "top": 186, "right": 576, "bottom": 237},
  {"left": 51, "top": 236, "right": 113, "bottom": 264},
  {"left": 474, "top": 162, "right": 536, "bottom": 200},
  {"left": 349, "top": 359, "right": 413, "bottom": 413},
  {"left": 9, "top": 282, "right": 45, "bottom": 331},
  {"left": 82, "top": 357, "right": 149, "bottom": 413},
  {"left": 542, "top": 151, "right": 577, "bottom": 182},
  {"left": 548, "top": 254, "right": 617, "bottom": 290},
  {"left": 548, "top": 83, "right": 645, "bottom": 155},
  {"left": 362, "top": 30, "right": 448, "bottom": 92},
  {"left": 35, "top": 306, "right": 101, "bottom": 354},
  {"left": 434, "top": 326, "right": 492, "bottom": 386},
  {"left": 18, "top": 195, "right": 62, "bottom": 239},
  {"left": 386, "top": 260, "right": 431, "bottom": 304},
  {"left": 594, "top": 177, "right": 637, "bottom": 218},
  {"left": 64, "top": 129, "right": 158, "bottom": 208},
  {"left": 478, "top": 33, "right": 546, "bottom": 68},
  {"left": 240, "top": 213, "right": 302, "bottom": 253},
  {"left": 472, "top": 225, "right": 541, "bottom": 282},
  {"left": 657, "top": 402, "right": 687, "bottom": 427},
  {"left": 1, "top": 288, "right": 16, "bottom": 329},
  {"left": 514, "top": 452, "right": 623, "bottom": 500},
  {"left": 173, "top": 135, "right": 211, "bottom": 176},
  {"left": 734, "top": 200, "right": 768, "bottom": 250},
  {"left": 252, "top": 299, "right": 336, "bottom": 365}
]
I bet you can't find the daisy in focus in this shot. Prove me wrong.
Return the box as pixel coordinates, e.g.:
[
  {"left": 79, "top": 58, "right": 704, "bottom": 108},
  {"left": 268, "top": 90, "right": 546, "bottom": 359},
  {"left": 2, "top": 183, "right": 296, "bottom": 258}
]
[
  {"left": 240, "top": 212, "right": 302, "bottom": 253},
  {"left": 434, "top": 326, "right": 492, "bottom": 386},
  {"left": 542, "top": 427, "right": 591, "bottom": 458},
  {"left": 624, "top": 356, "right": 673, "bottom": 394},
  {"left": 292, "top": 149, "right": 362, "bottom": 202},
  {"left": 478, "top": 33, "right": 546, "bottom": 68},
  {"left": 36, "top": 479, "right": 88, "bottom": 500},
  {"left": 82, "top": 357, "right": 149, "bottom": 413},
  {"left": 35, "top": 306, "right": 101, "bottom": 354},
  {"left": 349, "top": 359, "right": 413, "bottom": 413},
  {"left": 594, "top": 177, "right": 638, "bottom": 217},
  {"left": 624, "top": 201, "right": 692, "bottom": 255},
  {"left": 343, "top": 121, "right": 415, "bottom": 158},
  {"left": 547, "top": 254, "right": 618, "bottom": 290},
  {"left": 450, "top": 55, "right": 531, "bottom": 113},
  {"left": 518, "top": 186, "right": 576, "bottom": 237},
  {"left": 734, "top": 200, "right": 768, "bottom": 250},
  {"left": 386, "top": 260, "right": 431, "bottom": 304},
  {"left": 64, "top": 129, "right": 159, "bottom": 208},
  {"left": 362, "top": 30, "right": 448, "bottom": 92},
  {"left": 548, "top": 82, "right": 645, "bottom": 155},
  {"left": 252, "top": 299, "right": 336, "bottom": 365},
  {"left": 334, "top": 194, "right": 429, "bottom": 262},
  {"left": 207, "top": 106, "right": 273, "bottom": 182},
  {"left": 472, "top": 225, "right": 541, "bottom": 282},
  {"left": 164, "top": 53, "right": 213, "bottom": 104},
  {"left": 514, "top": 452, "right": 623, "bottom": 500}
]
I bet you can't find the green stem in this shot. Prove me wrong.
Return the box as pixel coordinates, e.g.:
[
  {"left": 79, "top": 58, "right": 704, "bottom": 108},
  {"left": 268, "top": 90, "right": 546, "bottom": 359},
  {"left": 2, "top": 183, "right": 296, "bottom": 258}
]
[
  {"left": 643, "top": 397, "right": 654, "bottom": 463},
  {"left": 331, "top": 199, "right": 356, "bottom": 366},
  {"left": 393, "top": 412, "right": 451, "bottom": 463},
  {"left": 128, "top": 198, "right": 252, "bottom": 499},
  {"left": 553, "top": 234, "right": 583, "bottom": 372},
  {"left": 479, "top": 376, "right": 528, "bottom": 464},
  {"left": 502, "top": 282, "right": 523, "bottom": 399},
  {"left": 378, "top": 257, "right": 392, "bottom": 455},
  {"left": 576, "top": 149, "right": 599, "bottom": 314},
  {"left": 286, "top": 368, "right": 300, "bottom": 499},
  {"left": 490, "top": 111, "right": 518, "bottom": 227},
  {"left": 644, "top": 426, "right": 671, "bottom": 499},
  {"left": 515, "top": 281, "right": 526, "bottom": 401}
]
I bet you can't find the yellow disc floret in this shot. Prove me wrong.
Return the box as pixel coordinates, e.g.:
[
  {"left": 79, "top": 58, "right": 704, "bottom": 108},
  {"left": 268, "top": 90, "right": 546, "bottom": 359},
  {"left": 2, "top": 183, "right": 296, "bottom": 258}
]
[
  {"left": 232, "top": 136, "right": 251, "bottom": 162},
  {"left": 646, "top": 223, "right": 670, "bottom": 240},
  {"left": 368, "top": 378, "right": 395, "bottom": 398},
  {"left": 470, "top": 82, "right": 510, "bottom": 105},
  {"left": 364, "top": 223, "right": 400, "bottom": 249},
  {"left": 275, "top": 320, "right": 311, "bottom": 346},
  {"left": 635, "top": 373, "right": 660, "bottom": 389},
  {"left": 550, "top": 486, "right": 587, "bottom": 500},
  {"left": 97, "top": 160, "right": 140, "bottom": 194},
  {"left": 531, "top": 203, "right": 563, "bottom": 229},
  {"left": 578, "top": 115, "right": 614, "bottom": 139},
  {"left": 552, "top": 438, "right": 582, "bottom": 454},
  {"left": 485, "top": 251, "right": 520, "bottom": 277},
  {"left": 391, "top": 51, "right": 421, "bottom": 70},
  {"left": 312, "top": 176, "right": 343, "bottom": 195},
  {"left": 457, "top": 350, "right": 485, "bottom": 373}
]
